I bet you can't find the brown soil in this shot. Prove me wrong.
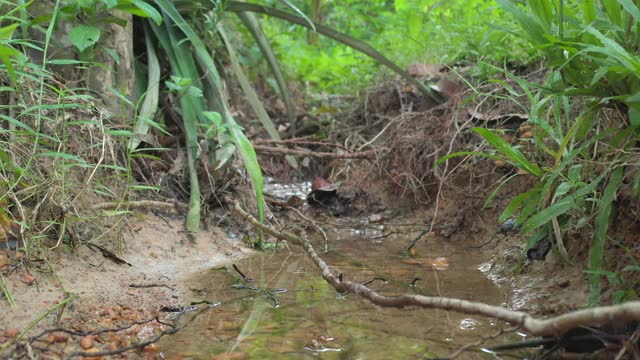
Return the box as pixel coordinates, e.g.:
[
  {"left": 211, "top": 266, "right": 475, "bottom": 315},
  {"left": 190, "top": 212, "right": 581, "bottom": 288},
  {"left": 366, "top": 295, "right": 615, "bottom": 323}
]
[{"left": 0, "top": 214, "right": 253, "bottom": 358}]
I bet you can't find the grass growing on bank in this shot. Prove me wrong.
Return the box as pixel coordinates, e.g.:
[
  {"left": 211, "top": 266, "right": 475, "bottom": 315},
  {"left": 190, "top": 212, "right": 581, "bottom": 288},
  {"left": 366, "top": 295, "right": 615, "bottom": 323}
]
[{"left": 438, "top": 0, "right": 640, "bottom": 305}]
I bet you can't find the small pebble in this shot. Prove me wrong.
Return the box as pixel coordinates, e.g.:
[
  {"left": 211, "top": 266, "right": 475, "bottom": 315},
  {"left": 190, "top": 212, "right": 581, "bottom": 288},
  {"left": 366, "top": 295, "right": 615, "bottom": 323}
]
[
  {"left": 81, "top": 335, "right": 94, "bottom": 349},
  {"left": 499, "top": 218, "right": 519, "bottom": 234},
  {"left": 4, "top": 328, "right": 19, "bottom": 338}
]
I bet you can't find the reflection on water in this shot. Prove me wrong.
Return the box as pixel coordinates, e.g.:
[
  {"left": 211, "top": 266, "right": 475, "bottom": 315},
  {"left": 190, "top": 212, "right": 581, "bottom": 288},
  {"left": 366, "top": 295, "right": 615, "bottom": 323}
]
[{"left": 158, "top": 218, "right": 521, "bottom": 359}]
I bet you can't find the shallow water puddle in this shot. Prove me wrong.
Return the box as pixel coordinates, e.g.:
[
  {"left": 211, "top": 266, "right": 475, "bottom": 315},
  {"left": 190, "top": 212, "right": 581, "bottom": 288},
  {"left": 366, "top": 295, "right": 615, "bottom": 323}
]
[{"left": 157, "top": 217, "right": 522, "bottom": 359}]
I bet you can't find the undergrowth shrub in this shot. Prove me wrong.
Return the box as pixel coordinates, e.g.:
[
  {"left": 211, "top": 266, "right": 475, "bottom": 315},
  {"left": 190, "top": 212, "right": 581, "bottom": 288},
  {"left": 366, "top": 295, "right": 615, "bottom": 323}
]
[
  {"left": 444, "top": 0, "right": 640, "bottom": 305},
  {"left": 258, "top": 0, "right": 531, "bottom": 94}
]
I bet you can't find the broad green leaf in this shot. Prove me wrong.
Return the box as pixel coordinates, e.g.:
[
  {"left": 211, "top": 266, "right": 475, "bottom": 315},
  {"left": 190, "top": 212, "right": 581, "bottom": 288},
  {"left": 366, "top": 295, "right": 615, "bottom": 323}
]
[
  {"left": 395, "top": 0, "right": 408, "bottom": 11},
  {"left": 69, "top": 25, "right": 101, "bottom": 52},
  {"left": 496, "top": 0, "right": 548, "bottom": 45},
  {"left": 525, "top": 227, "right": 548, "bottom": 251},
  {"left": 554, "top": 182, "right": 572, "bottom": 198},
  {"left": 583, "top": 0, "right": 596, "bottom": 24},
  {"left": 407, "top": 12, "right": 423, "bottom": 39}
]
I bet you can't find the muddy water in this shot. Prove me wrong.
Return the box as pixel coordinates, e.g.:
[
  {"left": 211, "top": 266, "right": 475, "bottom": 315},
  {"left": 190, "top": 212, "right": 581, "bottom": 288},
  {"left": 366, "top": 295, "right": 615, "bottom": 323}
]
[{"left": 157, "top": 215, "right": 524, "bottom": 359}]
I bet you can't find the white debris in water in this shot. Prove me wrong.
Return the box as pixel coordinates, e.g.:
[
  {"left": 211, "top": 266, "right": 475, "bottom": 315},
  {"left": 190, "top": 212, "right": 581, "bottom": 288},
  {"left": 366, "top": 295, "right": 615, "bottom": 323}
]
[
  {"left": 458, "top": 318, "right": 478, "bottom": 330},
  {"left": 263, "top": 177, "right": 311, "bottom": 200}
]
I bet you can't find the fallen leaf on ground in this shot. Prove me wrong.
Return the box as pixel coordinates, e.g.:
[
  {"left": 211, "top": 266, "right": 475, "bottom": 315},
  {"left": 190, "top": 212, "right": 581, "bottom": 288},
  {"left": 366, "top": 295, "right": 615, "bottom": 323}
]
[
  {"left": 4, "top": 328, "right": 18, "bottom": 338},
  {"left": 20, "top": 273, "right": 35, "bottom": 285}
]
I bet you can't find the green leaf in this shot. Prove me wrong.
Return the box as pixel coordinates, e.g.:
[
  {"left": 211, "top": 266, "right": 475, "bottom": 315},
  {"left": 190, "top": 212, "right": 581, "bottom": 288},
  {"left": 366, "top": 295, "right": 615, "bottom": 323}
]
[
  {"left": 278, "top": 0, "right": 315, "bottom": 31},
  {"left": 473, "top": 127, "right": 543, "bottom": 176},
  {"left": 434, "top": 151, "right": 503, "bottom": 167},
  {"left": 583, "top": 0, "right": 596, "bottom": 24},
  {"left": 101, "top": 0, "right": 118, "bottom": 8},
  {"left": 153, "top": 0, "right": 266, "bottom": 225},
  {"left": 601, "top": 0, "right": 622, "bottom": 26},
  {"left": 236, "top": 11, "right": 296, "bottom": 139},
  {"left": 37, "top": 152, "right": 87, "bottom": 164},
  {"left": 521, "top": 198, "right": 574, "bottom": 235},
  {"left": 129, "top": 25, "right": 161, "bottom": 151},
  {"left": 619, "top": 0, "right": 640, "bottom": 22},
  {"left": 217, "top": 23, "right": 297, "bottom": 169},
  {"left": 500, "top": 192, "right": 531, "bottom": 222},
  {"left": 527, "top": 0, "right": 553, "bottom": 28},
  {"left": 130, "top": 0, "right": 162, "bottom": 25},
  {"left": 496, "top": 0, "right": 548, "bottom": 45},
  {"left": 69, "top": 25, "right": 101, "bottom": 52},
  {"left": 0, "top": 23, "right": 19, "bottom": 41}
]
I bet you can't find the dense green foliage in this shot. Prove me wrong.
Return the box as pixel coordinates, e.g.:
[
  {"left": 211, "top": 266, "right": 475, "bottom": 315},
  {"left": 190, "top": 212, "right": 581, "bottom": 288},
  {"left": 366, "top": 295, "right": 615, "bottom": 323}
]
[
  {"left": 256, "top": 0, "right": 530, "bottom": 93},
  {"left": 468, "top": 0, "right": 640, "bottom": 305}
]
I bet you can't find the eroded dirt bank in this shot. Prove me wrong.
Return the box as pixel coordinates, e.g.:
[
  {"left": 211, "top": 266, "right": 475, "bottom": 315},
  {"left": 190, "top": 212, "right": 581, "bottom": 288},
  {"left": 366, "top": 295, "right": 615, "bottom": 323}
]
[{"left": 0, "top": 214, "right": 253, "bottom": 358}]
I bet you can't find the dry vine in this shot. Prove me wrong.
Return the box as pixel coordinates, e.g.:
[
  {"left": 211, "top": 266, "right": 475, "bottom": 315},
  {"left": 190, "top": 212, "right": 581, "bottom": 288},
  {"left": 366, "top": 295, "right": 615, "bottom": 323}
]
[{"left": 230, "top": 199, "right": 640, "bottom": 338}]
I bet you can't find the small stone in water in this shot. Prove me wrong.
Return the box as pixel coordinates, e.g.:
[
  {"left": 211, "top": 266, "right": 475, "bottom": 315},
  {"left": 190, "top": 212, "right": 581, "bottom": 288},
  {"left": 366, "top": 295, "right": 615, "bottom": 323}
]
[{"left": 499, "top": 218, "right": 519, "bottom": 234}]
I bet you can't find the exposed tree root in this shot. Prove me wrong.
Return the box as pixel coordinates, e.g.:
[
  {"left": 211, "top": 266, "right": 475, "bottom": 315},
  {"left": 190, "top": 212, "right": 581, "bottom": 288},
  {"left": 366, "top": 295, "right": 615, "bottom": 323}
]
[{"left": 230, "top": 199, "right": 640, "bottom": 338}]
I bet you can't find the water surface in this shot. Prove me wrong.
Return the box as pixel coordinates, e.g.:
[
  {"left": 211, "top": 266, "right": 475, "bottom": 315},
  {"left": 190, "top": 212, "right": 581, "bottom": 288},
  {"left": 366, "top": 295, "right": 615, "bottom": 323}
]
[{"left": 158, "top": 216, "right": 519, "bottom": 359}]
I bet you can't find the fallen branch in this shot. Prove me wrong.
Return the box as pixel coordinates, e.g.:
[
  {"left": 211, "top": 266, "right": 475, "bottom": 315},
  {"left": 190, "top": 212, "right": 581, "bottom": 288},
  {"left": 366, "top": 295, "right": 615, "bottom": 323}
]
[
  {"left": 253, "top": 137, "right": 350, "bottom": 151},
  {"left": 230, "top": 199, "right": 640, "bottom": 337},
  {"left": 91, "top": 200, "right": 187, "bottom": 211},
  {"left": 253, "top": 145, "right": 378, "bottom": 159}
]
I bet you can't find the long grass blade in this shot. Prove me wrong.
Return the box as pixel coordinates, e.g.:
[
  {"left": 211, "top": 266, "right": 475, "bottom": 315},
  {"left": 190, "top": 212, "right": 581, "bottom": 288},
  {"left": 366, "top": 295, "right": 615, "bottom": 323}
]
[
  {"left": 129, "top": 24, "right": 160, "bottom": 151},
  {"left": 152, "top": 0, "right": 265, "bottom": 222},
  {"left": 588, "top": 166, "right": 624, "bottom": 306},
  {"left": 217, "top": 23, "right": 297, "bottom": 169},
  {"left": 473, "top": 127, "right": 543, "bottom": 176},
  {"left": 236, "top": 11, "right": 297, "bottom": 135}
]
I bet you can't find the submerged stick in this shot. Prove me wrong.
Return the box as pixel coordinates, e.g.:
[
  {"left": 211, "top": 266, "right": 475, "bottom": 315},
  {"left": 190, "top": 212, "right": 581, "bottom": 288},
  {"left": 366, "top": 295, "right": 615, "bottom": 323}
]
[{"left": 230, "top": 199, "right": 640, "bottom": 337}]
